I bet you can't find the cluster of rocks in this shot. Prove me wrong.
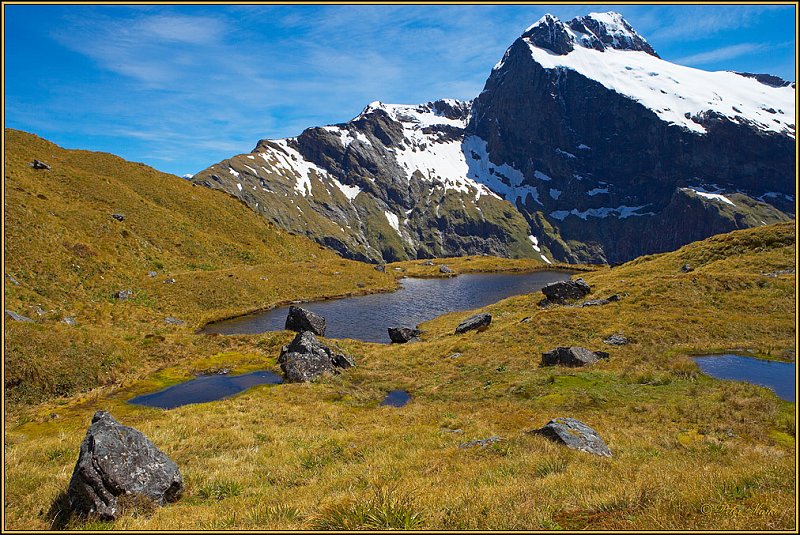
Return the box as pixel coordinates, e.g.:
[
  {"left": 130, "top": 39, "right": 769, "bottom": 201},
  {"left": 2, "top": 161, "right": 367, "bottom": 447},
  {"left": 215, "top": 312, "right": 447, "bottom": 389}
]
[
  {"left": 280, "top": 306, "right": 354, "bottom": 382},
  {"left": 538, "top": 278, "right": 621, "bottom": 308}
]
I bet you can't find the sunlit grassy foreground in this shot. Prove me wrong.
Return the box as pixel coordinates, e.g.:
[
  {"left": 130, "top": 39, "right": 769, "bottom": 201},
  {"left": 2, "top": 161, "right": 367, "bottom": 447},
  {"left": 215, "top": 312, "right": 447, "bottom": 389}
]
[{"left": 4, "top": 220, "right": 795, "bottom": 530}]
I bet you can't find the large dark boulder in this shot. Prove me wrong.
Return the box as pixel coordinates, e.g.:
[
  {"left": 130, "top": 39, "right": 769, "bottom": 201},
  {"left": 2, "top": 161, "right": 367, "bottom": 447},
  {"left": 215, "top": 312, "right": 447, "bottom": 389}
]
[
  {"left": 455, "top": 313, "right": 492, "bottom": 334},
  {"left": 284, "top": 305, "right": 326, "bottom": 336},
  {"left": 67, "top": 411, "right": 184, "bottom": 520},
  {"left": 279, "top": 331, "right": 354, "bottom": 382},
  {"left": 541, "top": 346, "right": 608, "bottom": 367},
  {"left": 530, "top": 417, "right": 612, "bottom": 457},
  {"left": 388, "top": 327, "right": 422, "bottom": 344},
  {"left": 541, "top": 278, "right": 591, "bottom": 304}
]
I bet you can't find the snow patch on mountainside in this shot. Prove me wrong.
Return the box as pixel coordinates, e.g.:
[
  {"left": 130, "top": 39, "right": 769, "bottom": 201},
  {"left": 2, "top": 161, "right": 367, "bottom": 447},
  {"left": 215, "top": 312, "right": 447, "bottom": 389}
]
[
  {"left": 463, "top": 136, "right": 541, "bottom": 206},
  {"left": 330, "top": 176, "right": 361, "bottom": 201},
  {"left": 361, "top": 103, "right": 500, "bottom": 202},
  {"left": 681, "top": 187, "right": 736, "bottom": 207},
  {"left": 525, "top": 43, "right": 795, "bottom": 137},
  {"left": 550, "top": 205, "right": 653, "bottom": 220}
]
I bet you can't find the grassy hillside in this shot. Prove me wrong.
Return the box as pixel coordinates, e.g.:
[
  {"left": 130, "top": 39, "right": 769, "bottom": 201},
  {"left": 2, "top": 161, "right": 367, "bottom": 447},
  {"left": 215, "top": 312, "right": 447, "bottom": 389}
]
[
  {"left": 3, "top": 129, "right": 397, "bottom": 405},
  {"left": 4, "top": 205, "right": 795, "bottom": 530}
]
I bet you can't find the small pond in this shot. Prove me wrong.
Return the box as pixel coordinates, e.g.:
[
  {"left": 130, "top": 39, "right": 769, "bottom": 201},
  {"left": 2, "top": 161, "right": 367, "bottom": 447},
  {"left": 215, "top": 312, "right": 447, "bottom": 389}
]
[
  {"left": 381, "top": 390, "right": 411, "bottom": 407},
  {"left": 129, "top": 370, "right": 283, "bottom": 409},
  {"left": 693, "top": 354, "right": 795, "bottom": 402},
  {"left": 202, "top": 270, "right": 572, "bottom": 342}
]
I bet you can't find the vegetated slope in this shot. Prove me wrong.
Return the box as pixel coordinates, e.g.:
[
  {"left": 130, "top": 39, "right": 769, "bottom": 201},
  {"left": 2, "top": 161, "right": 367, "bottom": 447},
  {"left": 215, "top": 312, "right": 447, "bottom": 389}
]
[
  {"left": 4, "top": 222, "right": 795, "bottom": 530},
  {"left": 3, "top": 128, "right": 395, "bottom": 404},
  {"left": 192, "top": 11, "right": 793, "bottom": 265}
]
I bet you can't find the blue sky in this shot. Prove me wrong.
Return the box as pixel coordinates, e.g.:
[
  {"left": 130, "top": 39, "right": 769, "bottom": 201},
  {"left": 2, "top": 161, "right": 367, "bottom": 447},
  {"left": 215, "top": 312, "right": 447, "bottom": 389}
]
[{"left": 4, "top": 4, "right": 796, "bottom": 176}]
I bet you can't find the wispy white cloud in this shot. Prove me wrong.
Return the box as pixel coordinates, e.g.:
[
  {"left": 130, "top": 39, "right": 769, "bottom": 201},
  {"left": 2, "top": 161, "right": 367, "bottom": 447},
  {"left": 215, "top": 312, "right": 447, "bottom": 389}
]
[
  {"left": 645, "top": 5, "right": 786, "bottom": 43},
  {"left": 673, "top": 43, "right": 770, "bottom": 66}
]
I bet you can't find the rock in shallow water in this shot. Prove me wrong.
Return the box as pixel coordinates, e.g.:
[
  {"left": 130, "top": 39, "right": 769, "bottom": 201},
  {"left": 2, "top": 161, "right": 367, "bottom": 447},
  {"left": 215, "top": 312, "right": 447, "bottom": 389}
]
[
  {"left": 284, "top": 305, "right": 326, "bottom": 336},
  {"left": 530, "top": 417, "right": 612, "bottom": 457},
  {"left": 67, "top": 411, "right": 184, "bottom": 520},
  {"left": 455, "top": 313, "right": 492, "bottom": 334}
]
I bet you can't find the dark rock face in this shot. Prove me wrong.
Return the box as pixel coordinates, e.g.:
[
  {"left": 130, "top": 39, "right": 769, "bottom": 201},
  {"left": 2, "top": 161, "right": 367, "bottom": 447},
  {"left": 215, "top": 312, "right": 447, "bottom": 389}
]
[
  {"left": 111, "top": 213, "right": 125, "bottom": 222},
  {"left": 455, "top": 313, "right": 492, "bottom": 334},
  {"left": 388, "top": 327, "right": 422, "bottom": 344},
  {"left": 680, "top": 263, "right": 694, "bottom": 273},
  {"left": 278, "top": 331, "right": 353, "bottom": 382},
  {"left": 67, "top": 411, "right": 184, "bottom": 520},
  {"left": 284, "top": 305, "right": 326, "bottom": 336},
  {"left": 541, "top": 278, "right": 590, "bottom": 304},
  {"left": 530, "top": 417, "right": 612, "bottom": 457},
  {"left": 734, "top": 72, "right": 794, "bottom": 88},
  {"left": 30, "top": 159, "right": 51, "bottom": 170},
  {"left": 468, "top": 15, "right": 793, "bottom": 264},
  {"left": 521, "top": 14, "right": 574, "bottom": 55},
  {"left": 541, "top": 346, "right": 608, "bottom": 367}
]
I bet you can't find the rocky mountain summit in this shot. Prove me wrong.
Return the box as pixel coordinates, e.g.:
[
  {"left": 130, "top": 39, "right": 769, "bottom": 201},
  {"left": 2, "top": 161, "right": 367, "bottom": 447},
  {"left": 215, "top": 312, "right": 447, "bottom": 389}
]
[{"left": 192, "top": 11, "right": 794, "bottom": 264}]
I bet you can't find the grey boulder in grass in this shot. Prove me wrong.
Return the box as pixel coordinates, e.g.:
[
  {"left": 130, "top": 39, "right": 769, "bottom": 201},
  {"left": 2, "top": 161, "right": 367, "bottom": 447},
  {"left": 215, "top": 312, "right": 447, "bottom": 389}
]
[
  {"left": 278, "top": 331, "right": 354, "bottom": 382},
  {"left": 67, "top": 411, "right": 184, "bottom": 520},
  {"left": 530, "top": 417, "right": 612, "bottom": 457},
  {"left": 455, "top": 313, "right": 492, "bottom": 334}
]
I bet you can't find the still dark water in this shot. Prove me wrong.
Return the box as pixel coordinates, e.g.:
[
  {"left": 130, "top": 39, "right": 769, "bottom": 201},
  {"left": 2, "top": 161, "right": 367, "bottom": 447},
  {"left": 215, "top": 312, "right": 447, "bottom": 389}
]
[
  {"left": 693, "top": 354, "right": 795, "bottom": 402},
  {"left": 129, "top": 370, "right": 283, "bottom": 409},
  {"left": 381, "top": 390, "right": 411, "bottom": 407},
  {"left": 202, "top": 271, "right": 572, "bottom": 342}
]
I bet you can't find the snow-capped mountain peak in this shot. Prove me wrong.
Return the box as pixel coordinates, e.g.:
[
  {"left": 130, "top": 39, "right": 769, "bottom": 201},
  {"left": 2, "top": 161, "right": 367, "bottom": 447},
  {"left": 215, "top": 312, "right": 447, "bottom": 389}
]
[
  {"left": 356, "top": 99, "right": 471, "bottom": 128},
  {"left": 521, "top": 11, "right": 658, "bottom": 57}
]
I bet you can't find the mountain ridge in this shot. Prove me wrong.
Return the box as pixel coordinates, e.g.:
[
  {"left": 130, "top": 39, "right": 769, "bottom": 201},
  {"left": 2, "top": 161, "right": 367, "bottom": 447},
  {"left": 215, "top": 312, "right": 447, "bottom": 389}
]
[{"left": 191, "top": 11, "right": 794, "bottom": 264}]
